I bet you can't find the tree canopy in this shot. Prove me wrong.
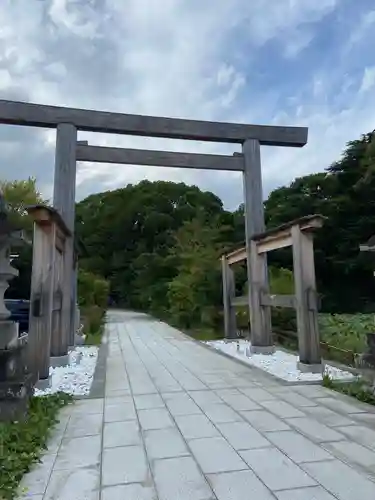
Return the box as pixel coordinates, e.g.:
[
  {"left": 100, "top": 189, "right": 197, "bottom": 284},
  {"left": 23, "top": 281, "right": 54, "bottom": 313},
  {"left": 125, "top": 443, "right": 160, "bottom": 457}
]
[
  {"left": 75, "top": 130, "right": 375, "bottom": 323},
  {"left": 4, "top": 130, "right": 375, "bottom": 325}
]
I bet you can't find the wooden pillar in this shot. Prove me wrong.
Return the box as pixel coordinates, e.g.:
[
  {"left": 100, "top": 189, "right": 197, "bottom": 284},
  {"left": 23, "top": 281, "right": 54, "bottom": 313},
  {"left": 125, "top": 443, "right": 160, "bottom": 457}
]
[
  {"left": 242, "top": 139, "right": 273, "bottom": 353},
  {"left": 291, "top": 225, "right": 321, "bottom": 367},
  {"left": 28, "top": 220, "right": 55, "bottom": 381},
  {"left": 68, "top": 263, "right": 78, "bottom": 347},
  {"left": 53, "top": 123, "right": 77, "bottom": 357},
  {"left": 221, "top": 256, "right": 237, "bottom": 339}
]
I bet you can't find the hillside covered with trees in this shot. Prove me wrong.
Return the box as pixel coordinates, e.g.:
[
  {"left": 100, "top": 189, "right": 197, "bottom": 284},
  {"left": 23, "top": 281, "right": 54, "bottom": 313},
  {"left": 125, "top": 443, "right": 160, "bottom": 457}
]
[
  {"left": 4, "top": 131, "right": 375, "bottom": 334},
  {"left": 74, "top": 130, "right": 375, "bottom": 330}
]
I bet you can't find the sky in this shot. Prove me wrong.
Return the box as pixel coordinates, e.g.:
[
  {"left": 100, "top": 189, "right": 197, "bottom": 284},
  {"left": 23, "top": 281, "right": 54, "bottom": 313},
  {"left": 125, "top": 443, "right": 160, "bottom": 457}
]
[{"left": 0, "top": 0, "right": 375, "bottom": 210}]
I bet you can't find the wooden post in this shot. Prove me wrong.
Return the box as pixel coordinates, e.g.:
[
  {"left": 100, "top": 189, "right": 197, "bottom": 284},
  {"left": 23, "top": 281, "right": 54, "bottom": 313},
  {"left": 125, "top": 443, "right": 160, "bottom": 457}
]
[
  {"left": 221, "top": 256, "right": 237, "bottom": 339},
  {"left": 291, "top": 225, "right": 321, "bottom": 368},
  {"left": 28, "top": 206, "right": 71, "bottom": 380},
  {"left": 53, "top": 123, "right": 77, "bottom": 357},
  {"left": 69, "top": 263, "right": 78, "bottom": 347},
  {"left": 50, "top": 247, "right": 64, "bottom": 358},
  {"left": 28, "top": 218, "right": 55, "bottom": 380},
  {"left": 242, "top": 139, "right": 273, "bottom": 353}
]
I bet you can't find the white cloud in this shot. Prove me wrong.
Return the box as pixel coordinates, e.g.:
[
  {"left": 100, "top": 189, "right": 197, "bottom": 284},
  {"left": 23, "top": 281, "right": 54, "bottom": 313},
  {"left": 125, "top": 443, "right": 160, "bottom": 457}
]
[
  {"left": 360, "top": 66, "right": 375, "bottom": 93},
  {"left": 346, "top": 9, "right": 375, "bottom": 49},
  {"left": 0, "top": 0, "right": 374, "bottom": 210}
]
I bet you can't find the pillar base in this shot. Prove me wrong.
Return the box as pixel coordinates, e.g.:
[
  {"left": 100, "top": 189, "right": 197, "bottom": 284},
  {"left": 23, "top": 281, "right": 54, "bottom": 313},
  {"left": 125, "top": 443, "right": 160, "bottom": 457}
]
[
  {"left": 247, "top": 344, "right": 275, "bottom": 356},
  {"left": 0, "top": 375, "right": 33, "bottom": 422},
  {"left": 50, "top": 354, "right": 70, "bottom": 368},
  {"left": 297, "top": 361, "right": 324, "bottom": 374},
  {"left": 35, "top": 375, "right": 52, "bottom": 391}
]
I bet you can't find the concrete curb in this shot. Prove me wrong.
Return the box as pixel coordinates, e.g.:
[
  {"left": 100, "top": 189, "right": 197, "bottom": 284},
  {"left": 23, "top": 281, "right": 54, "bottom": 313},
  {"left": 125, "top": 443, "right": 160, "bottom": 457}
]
[{"left": 75, "top": 327, "right": 109, "bottom": 400}]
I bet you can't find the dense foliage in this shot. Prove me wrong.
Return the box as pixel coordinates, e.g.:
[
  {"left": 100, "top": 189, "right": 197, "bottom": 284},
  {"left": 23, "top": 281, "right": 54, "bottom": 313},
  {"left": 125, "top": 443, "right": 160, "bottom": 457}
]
[
  {"left": 4, "top": 131, "right": 375, "bottom": 334},
  {"left": 0, "top": 393, "right": 73, "bottom": 499},
  {"left": 74, "top": 131, "right": 375, "bottom": 330},
  {"left": 76, "top": 181, "right": 243, "bottom": 328}
]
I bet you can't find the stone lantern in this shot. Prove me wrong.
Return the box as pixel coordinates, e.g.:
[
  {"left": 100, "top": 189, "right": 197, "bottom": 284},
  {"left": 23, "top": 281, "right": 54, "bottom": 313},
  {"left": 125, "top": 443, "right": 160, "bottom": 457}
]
[{"left": 0, "top": 192, "right": 32, "bottom": 422}]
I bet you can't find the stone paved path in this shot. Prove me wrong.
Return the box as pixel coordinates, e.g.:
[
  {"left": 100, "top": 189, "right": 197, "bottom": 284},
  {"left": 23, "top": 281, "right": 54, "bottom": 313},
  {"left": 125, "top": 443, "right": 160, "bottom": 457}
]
[{"left": 20, "top": 310, "right": 375, "bottom": 499}]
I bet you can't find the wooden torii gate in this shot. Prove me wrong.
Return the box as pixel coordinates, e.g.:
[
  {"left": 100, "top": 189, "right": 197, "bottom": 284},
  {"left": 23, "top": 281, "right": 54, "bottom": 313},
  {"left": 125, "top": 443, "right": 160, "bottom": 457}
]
[
  {"left": 222, "top": 215, "right": 325, "bottom": 370},
  {"left": 0, "top": 99, "right": 307, "bottom": 382}
]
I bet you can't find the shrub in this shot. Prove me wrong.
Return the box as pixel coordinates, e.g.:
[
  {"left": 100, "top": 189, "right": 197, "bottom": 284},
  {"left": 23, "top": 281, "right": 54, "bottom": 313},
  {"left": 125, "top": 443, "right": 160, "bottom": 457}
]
[
  {"left": 0, "top": 393, "right": 73, "bottom": 499},
  {"left": 78, "top": 269, "right": 109, "bottom": 345}
]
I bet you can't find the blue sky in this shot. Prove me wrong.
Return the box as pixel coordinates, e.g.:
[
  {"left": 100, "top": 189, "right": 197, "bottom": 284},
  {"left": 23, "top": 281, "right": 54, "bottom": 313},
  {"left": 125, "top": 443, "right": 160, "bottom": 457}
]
[{"left": 0, "top": 0, "right": 375, "bottom": 210}]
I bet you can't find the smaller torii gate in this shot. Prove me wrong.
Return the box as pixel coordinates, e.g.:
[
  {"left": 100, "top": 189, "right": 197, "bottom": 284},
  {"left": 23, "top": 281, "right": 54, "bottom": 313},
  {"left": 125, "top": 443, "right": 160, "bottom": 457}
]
[
  {"left": 221, "top": 215, "right": 325, "bottom": 371},
  {"left": 0, "top": 99, "right": 308, "bottom": 384}
]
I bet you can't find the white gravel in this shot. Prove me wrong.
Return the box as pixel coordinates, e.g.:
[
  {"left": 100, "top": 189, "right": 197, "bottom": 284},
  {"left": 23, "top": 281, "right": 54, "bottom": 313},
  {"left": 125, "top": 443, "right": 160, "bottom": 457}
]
[
  {"left": 205, "top": 339, "right": 356, "bottom": 383},
  {"left": 34, "top": 346, "right": 99, "bottom": 397}
]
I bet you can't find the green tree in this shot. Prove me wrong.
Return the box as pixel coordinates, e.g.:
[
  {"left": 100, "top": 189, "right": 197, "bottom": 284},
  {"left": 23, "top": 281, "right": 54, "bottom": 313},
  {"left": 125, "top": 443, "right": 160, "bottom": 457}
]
[{"left": 167, "top": 218, "right": 223, "bottom": 329}]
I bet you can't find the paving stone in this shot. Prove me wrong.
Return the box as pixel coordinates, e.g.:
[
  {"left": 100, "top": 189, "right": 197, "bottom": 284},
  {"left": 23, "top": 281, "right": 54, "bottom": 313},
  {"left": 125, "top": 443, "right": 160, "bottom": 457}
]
[
  {"left": 265, "top": 430, "right": 334, "bottom": 463},
  {"left": 163, "top": 394, "right": 202, "bottom": 416},
  {"left": 19, "top": 453, "right": 56, "bottom": 496},
  {"left": 203, "top": 403, "right": 242, "bottom": 424},
  {"left": 54, "top": 435, "right": 101, "bottom": 470},
  {"left": 286, "top": 417, "right": 345, "bottom": 442},
  {"left": 101, "top": 483, "right": 157, "bottom": 500},
  {"left": 44, "top": 467, "right": 100, "bottom": 500},
  {"left": 315, "top": 396, "right": 368, "bottom": 414},
  {"left": 188, "top": 390, "right": 222, "bottom": 406},
  {"left": 353, "top": 412, "right": 375, "bottom": 426},
  {"left": 240, "top": 388, "right": 276, "bottom": 402},
  {"left": 208, "top": 470, "right": 275, "bottom": 500},
  {"left": 134, "top": 394, "right": 165, "bottom": 410},
  {"left": 73, "top": 398, "right": 104, "bottom": 414},
  {"left": 153, "top": 456, "right": 214, "bottom": 500},
  {"left": 175, "top": 414, "right": 220, "bottom": 439},
  {"left": 275, "top": 486, "right": 337, "bottom": 500},
  {"left": 240, "top": 447, "right": 317, "bottom": 491},
  {"left": 189, "top": 436, "right": 247, "bottom": 473},
  {"left": 138, "top": 408, "right": 174, "bottom": 430},
  {"left": 104, "top": 402, "right": 136, "bottom": 422},
  {"left": 302, "top": 459, "right": 375, "bottom": 500},
  {"left": 304, "top": 405, "right": 355, "bottom": 426},
  {"left": 323, "top": 440, "right": 375, "bottom": 469},
  {"left": 294, "top": 386, "right": 332, "bottom": 398},
  {"left": 144, "top": 428, "right": 189, "bottom": 460},
  {"left": 216, "top": 392, "right": 262, "bottom": 411},
  {"left": 335, "top": 425, "right": 375, "bottom": 450},
  {"left": 105, "top": 388, "right": 131, "bottom": 398},
  {"left": 260, "top": 400, "right": 305, "bottom": 418},
  {"left": 216, "top": 421, "right": 271, "bottom": 450},
  {"left": 64, "top": 412, "right": 103, "bottom": 438},
  {"left": 131, "top": 385, "right": 158, "bottom": 395},
  {"left": 101, "top": 445, "right": 149, "bottom": 486},
  {"left": 206, "top": 380, "right": 233, "bottom": 389},
  {"left": 275, "top": 391, "right": 318, "bottom": 408},
  {"left": 241, "top": 410, "right": 290, "bottom": 432},
  {"left": 104, "top": 395, "right": 133, "bottom": 406},
  {"left": 103, "top": 420, "right": 141, "bottom": 448},
  {"left": 227, "top": 378, "right": 258, "bottom": 388}
]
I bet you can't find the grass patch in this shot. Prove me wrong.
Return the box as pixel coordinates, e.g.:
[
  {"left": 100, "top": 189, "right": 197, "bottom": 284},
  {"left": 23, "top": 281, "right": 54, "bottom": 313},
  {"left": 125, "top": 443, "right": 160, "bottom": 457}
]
[
  {"left": 185, "top": 327, "right": 224, "bottom": 342},
  {"left": 0, "top": 392, "right": 73, "bottom": 500},
  {"left": 322, "top": 374, "right": 375, "bottom": 406}
]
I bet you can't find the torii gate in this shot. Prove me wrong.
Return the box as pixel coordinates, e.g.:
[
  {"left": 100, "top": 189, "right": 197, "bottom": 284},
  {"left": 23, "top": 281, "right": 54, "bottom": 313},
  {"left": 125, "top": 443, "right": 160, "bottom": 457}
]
[{"left": 0, "top": 99, "right": 307, "bottom": 380}]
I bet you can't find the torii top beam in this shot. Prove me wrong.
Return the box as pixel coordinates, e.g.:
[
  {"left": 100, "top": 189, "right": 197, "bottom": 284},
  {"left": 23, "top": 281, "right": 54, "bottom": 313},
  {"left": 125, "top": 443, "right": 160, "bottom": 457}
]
[{"left": 0, "top": 100, "right": 308, "bottom": 147}]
